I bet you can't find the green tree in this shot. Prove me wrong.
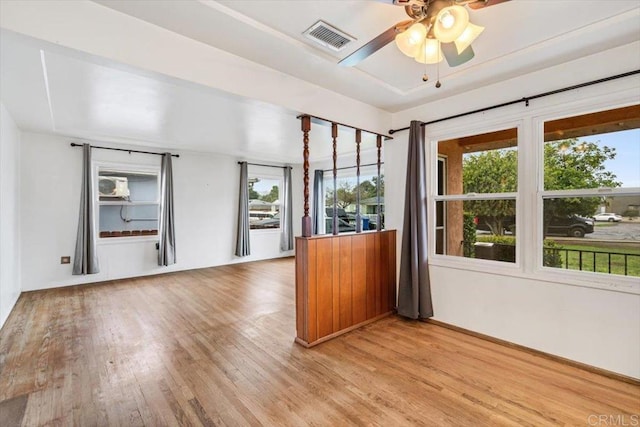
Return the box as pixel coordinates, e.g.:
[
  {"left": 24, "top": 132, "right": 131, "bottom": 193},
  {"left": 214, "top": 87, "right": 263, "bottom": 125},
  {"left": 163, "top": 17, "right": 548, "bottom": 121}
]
[
  {"left": 462, "top": 139, "right": 619, "bottom": 236},
  {"left": 248, "top": 179, "right": 260, "bottom": 200},
  {"left": 543, "top": 139, "right": 620, "bottom": 227},
  {"left": 372, "top": 174, "right": 385, "bottom": 198},
  {"left": 326, "top": 181, "right": 356, "bottom": 209},
  {"left": 260, "top": 185, "right": 279, "bottom": 203},
  {"left": 356, "top": 180, "right": 376, "bottom": 199},
  {"left": 463, "top": 148, "right": 517, "bottom": 235}
]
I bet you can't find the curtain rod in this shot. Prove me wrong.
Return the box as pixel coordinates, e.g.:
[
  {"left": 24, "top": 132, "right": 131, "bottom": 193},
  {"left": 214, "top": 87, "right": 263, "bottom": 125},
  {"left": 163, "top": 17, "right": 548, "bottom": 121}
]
[
  {"left": 322, "top": 161, "right": 384, "bottom": 173},
  {"left": 70, "top": 142, "right": 179, "bottom": 158},
  {"left": 297, "top": 114, "right": 393, "bottom": 140},
  {"left": 238, "top": 161, "right": 289, "bottom": 169},
  {"left": 388, "top": 69, "right": 640, "bottom": 135}
]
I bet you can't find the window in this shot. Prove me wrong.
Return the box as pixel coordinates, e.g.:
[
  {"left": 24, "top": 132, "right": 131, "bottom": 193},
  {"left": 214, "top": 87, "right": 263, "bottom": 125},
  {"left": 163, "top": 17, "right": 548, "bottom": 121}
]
[
  {"left": 249, "top": 176, "right": 281, "bottom": 230},
  {"left": 540, "top": 105, "right": 640, "bottom": 277},
  {"left": 323, "top": 165, "right": 384, "bottom": 234},
  {"left": 434, "top": 127, "right": 519, "bottom": 264},
  {"left": 97, "top": 166, "right": 159, "bottom": 238}
]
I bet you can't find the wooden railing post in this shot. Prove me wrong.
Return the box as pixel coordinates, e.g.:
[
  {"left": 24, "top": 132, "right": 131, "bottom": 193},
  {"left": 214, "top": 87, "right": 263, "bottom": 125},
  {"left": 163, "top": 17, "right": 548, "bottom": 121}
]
[
  {"left": 355, "top": 129, "right": 362, "bottom": 233},
  {"left": 301, "top": 115, "right": 312, "bottom": 237},
  {"left": 332, "top": 123, "right": 338, "bottom": 236},
  {"left": 376, "top": 135, "right": 382, "bottom": 231}
]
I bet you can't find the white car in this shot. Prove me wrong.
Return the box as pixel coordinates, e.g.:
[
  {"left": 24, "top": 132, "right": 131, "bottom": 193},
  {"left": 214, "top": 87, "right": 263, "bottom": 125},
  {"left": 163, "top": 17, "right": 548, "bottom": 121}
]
[{"left": 593, "top": 213, "right": 623, "bottom": 222}]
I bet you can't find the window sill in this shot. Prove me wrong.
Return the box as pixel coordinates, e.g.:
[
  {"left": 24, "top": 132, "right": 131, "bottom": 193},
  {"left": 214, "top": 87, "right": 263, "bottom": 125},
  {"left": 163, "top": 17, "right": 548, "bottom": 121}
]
[
  {"left": 250, "top": 228, "right": 281, "bottom": 234},
  {"left": 428, "top": 256, "right": 640, "bottom": 295},
  {"left": 98, "top": 236, "right": 159, "bottom": 245}
]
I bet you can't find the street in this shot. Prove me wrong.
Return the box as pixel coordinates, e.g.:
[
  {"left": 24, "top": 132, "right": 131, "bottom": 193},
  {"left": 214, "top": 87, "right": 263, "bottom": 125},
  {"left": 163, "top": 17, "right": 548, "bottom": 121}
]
[{"left": 589, "top": 221, "right": 640, "bottom": 241}]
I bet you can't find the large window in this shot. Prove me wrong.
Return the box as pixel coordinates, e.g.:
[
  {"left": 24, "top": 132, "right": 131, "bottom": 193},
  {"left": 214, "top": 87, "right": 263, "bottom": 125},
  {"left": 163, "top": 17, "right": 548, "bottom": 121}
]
[
  {"left": 323, "top": 165, "right": 384, "bottom": 234},
  {"left": 435, "top": 127, "right": 518, "bottom": 264},
  {"left": 249, "top": 176, "right": 281, "bottom": 230},
  {"left": 540, "top": 105, "right": 640, "bottom": 277},
  {"left": 97, "top": 166, "right": 159, "bottom": 238}
]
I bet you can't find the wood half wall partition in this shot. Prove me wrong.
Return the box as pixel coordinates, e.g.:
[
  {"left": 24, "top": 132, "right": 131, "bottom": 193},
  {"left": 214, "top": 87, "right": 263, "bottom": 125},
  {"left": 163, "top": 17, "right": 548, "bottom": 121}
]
[
  {"left": 295, "top": 230, "right": 397, "bottom": 347},
  {"left": 295, "top": 114, "right": 396, "bottom": 347}
]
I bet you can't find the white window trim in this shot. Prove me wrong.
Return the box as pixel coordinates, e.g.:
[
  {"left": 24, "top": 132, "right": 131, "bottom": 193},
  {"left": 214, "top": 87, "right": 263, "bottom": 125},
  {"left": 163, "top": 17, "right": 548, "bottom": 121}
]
[
  {"left": 530, "top": 99, "right": 640, "bottom": 293},
  {"left": 248, "top": 171, "right": 283, "bottom": 233},
  {"left": 93, "top": 161, "right": 161, "bottom": 243},
  {"left": 424, "top": 90, "right": 640, "bottom": 294},
  {"left": 428, "top": 121, "right": 523, "bottom": 270}
]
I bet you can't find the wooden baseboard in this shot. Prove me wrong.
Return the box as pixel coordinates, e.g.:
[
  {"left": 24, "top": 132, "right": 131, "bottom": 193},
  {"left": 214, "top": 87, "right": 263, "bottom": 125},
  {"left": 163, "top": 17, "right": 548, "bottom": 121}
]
[
  {"left": 296, "top": 311, "right": 394, "bottom": 348},
  {"left": 424, "top": 318, "right": 640, "bottom": 386}
]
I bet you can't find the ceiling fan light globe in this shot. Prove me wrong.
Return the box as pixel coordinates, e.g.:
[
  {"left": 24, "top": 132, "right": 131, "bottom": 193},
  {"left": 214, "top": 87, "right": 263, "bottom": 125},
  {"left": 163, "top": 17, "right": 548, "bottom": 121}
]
[
  {"left": 414, "top": 38, "right": 443, "bottom": 64},
  {"left": 453, "top": 23, "right": 484, "bottom": 54},
  {"left": 433, "top": 5, "right": 469, "bottom": 43},
  {"left": 395, "top": 23, "right": 427, "bottom": 57},
  {"left": 439, "top": 11, "right": 455, "bottom": 29}
]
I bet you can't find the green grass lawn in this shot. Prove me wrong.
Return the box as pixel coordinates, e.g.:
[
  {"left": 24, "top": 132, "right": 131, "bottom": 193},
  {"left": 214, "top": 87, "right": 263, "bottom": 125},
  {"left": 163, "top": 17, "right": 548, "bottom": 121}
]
[{"left": 545, "top": 244, "right": 640, "bottom": 277}]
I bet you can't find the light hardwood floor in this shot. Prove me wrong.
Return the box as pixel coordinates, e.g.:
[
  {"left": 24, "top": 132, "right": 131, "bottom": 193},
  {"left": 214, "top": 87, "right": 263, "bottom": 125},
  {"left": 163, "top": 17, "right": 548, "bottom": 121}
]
[{"left": 0, "top": 258, "right": 638, "bottom": 426}]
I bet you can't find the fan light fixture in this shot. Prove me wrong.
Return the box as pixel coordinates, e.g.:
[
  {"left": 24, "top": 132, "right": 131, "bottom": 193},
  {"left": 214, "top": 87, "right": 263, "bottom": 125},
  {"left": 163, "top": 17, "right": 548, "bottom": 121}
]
[{"left": 394, "top": 2, "right": 484, "bottom": 67}]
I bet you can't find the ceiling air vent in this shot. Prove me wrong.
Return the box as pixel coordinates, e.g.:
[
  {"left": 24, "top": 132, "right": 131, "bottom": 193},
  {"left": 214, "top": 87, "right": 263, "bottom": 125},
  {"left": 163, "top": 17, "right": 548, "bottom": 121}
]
[{"left": 303, "top": 20, "right": 355, "bottom": 52}]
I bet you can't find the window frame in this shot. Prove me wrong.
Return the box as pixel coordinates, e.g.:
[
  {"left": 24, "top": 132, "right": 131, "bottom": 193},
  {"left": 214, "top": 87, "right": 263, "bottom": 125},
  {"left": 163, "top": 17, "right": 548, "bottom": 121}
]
[
  {"left": 248, "top": 172, "right": 283, "bottom": 234},
  {"left": 428, "top": 121, "right": 523, "bottom": 272},
  {"left": 533, "top": 103, "right": 640, "bottom": 289},
  {"left": 422, "top": 89, "right": 640, "bottom": 294},
  {"left": 322, "top": 164, "right": 385, "bottom": 234},
  {"left": 93, "top": 161, "right": 161, "bottom": 244}
]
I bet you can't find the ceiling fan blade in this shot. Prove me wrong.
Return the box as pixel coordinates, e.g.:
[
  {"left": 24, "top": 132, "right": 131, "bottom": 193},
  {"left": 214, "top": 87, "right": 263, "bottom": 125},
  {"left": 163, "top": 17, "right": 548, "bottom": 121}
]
[
  {"left": 373, "top": 0, "right": 425, "bottom": 5},
  {"left": 467, "top": 0, "right": 510, "bottom": 10},
  {"left": 339, "top": 20, "right": 413, "bottom": 67},
  {"left": 441, "top": 42, "right": 475, "bottom": 67}
]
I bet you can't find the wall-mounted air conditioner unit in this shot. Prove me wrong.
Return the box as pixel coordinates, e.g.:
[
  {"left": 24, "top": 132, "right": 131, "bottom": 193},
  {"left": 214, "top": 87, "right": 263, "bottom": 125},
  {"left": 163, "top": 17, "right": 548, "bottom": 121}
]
[{"left": 99, "top": 176, "right": 130, "bottom": 198}]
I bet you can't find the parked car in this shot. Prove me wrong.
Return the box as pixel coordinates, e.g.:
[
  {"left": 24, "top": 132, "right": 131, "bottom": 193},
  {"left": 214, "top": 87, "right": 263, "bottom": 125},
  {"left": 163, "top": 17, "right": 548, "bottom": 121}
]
[
  {"left": 593, "top": 212, "right": 623, "bottom": 222},
  {"left": 325, "top": 217, "right": 356, "bottom": 233},
  {"left": 545, "top": 215, "right": 594, "bottom": 238},
  {"left": 252, "top": 213, "right": 280, "bottom": 229},
  {"left": 326, "top": 207, "right": 349, "bottom": 221},
  {"left": 475, "top": 214, "right": 594, "bottom": 237}
]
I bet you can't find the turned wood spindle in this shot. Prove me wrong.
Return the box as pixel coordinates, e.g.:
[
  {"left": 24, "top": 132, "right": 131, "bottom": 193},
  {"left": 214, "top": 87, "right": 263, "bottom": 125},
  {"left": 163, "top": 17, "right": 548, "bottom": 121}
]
[
  {"left": 376, "top": 135, "right": 382, "bottom": 231},
  {"left": 355, "top": 129, "right": 362, "bottom": 233},
  {"left": 332, "top": 123, "right": 338, "bottom": 236},
  {"left": 301, "top": 115, "right": 312, "bottom": 237}
]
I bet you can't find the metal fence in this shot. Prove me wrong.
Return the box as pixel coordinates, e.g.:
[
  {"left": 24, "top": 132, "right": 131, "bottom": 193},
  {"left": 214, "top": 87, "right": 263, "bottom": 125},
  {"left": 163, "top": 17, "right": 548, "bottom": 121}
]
[
  {"left": 460, "top": 241, "right": 638, "bottom": 276},
  {"left": 544, "top": 246, "right": 639, "bottom": 276}
]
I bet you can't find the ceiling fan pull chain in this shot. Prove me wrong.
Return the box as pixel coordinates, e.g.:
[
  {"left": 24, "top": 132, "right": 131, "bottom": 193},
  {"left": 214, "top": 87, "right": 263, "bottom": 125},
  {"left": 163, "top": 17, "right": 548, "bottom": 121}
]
[
  {"left": 435, "top": 41, "right": 442, "bottom": 88},
  {"left": 422, "top": 35, "right": 429, "bottom": 82}
]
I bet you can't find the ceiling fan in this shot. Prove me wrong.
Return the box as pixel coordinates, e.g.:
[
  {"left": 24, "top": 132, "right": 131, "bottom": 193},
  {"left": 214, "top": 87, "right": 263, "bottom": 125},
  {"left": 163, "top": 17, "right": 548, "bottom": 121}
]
[{"left": 339, "top": 0, "right": 510, "bottom": 70}]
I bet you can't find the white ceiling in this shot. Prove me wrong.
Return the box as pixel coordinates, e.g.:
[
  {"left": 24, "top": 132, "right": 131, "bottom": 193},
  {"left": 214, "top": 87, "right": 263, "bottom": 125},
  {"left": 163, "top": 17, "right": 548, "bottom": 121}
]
[
  {"left": 94, "top": 0, "right": 640, "bottom": 111},
  {"left": 1, "top": 0, "right": 639, "bottom": 162}
]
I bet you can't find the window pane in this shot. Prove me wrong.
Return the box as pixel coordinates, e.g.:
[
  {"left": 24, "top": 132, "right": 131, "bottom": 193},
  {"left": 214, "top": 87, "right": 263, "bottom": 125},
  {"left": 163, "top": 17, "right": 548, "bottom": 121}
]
[
  {"left": 438, "top": 128, "right": 518, "bottom": 196},
  {"left": 439, "top": 199, "right": 516, "bottom": 264},
  {"left": 99, "top": 170, "right": 158, "bottom": 202},
  {"left": 542, "top": 197, "right": 640, "bottom": 277},
  {"left": 249, "top": 177, "right": 280, "bottom": 229},
  {"left": 323, "top": 166, "right": 384, "bottom": 233},
  {"left": 544, "top": 105, "right": 640, "bottom": 190},
  {"left": 98, "top": 168, "right": 159, "bottom": 238},
  {"left": 99, "top": 204, "right": 158, "bottom": 237}
]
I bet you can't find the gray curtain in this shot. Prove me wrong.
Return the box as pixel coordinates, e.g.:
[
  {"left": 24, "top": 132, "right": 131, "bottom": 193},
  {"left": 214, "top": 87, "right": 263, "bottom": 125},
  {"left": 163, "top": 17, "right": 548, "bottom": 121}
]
[
  {"left": 280, "top": 166, "right": 294, "bottom": 251},
  {"left": 312, "top": 169, "right": 325, "bottom": 235},
  {"left": 235, "top": 161, "right": 250, "bottom": 257},
  {"left": 397, "top": 121, "right": 433, "bottom": 319},
  {"left": 158, "top": 153, "right": 176, "bottom": 266},
  {"left": 72, "top": 143, "right": 100, "bottom": 275}
]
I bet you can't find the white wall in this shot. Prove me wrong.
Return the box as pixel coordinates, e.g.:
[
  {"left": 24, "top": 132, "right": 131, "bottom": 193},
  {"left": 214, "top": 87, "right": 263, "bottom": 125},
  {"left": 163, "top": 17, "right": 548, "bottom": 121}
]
[
  {"left": 0, "top": 103, "right": 21, "bottom": 330},
  {"left": 20, "top": 132, "right": 302, "bottom": 291},
  {"left": 386, "top": 43, "right": 640, "bottom": 379}
]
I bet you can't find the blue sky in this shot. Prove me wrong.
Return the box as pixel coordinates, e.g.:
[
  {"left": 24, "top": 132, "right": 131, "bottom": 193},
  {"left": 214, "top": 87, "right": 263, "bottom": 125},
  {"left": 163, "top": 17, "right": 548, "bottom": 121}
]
[
  {"left": 252, "top": 177, "right": 280, "bottom": 194},
  {"left": 583, "top": 129, "right": 640, "bottom": 188}
]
